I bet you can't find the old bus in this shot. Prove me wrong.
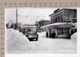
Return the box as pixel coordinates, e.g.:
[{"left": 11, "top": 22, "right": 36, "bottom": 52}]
[{"left": 22, "top": 25, "right": 38, "bottom": 41}]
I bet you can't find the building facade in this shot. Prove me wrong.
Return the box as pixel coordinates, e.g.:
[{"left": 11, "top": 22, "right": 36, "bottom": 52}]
[
  {"left": 50, "top": 8, "right": 77, "bottom": 38},
  {"left": 41, "top": 8, "right": 77, "bottom": 38}
]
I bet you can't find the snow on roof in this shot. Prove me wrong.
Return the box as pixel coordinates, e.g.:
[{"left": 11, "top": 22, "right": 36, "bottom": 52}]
[{"left": 41, "top": 23, "right": 73, "bottom": 29}]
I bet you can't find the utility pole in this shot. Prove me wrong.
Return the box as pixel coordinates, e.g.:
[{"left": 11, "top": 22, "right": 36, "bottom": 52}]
[{"left": 16, "top": 8, "right": 18, "bottom": 29}]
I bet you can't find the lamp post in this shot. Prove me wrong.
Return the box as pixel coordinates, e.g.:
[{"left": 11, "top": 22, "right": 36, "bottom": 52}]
[{"left": 16, "top": 8, "right": 18, "bottom": 29}]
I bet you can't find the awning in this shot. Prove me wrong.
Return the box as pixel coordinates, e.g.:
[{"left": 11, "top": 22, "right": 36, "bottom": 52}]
[{"left": 41, "top": 23, "right": 74, "bottom": 29}]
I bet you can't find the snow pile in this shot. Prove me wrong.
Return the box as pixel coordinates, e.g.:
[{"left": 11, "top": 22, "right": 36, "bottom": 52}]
[
  {"left": 71, "top": 33, "right": 77, "bottom": 40},
  {"left": 6, "top": 29, "right": 31, "bottom": 53}
]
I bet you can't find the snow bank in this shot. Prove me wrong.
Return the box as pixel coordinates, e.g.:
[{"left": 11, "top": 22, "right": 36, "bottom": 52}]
[
  {"left": 6, "top": 29, "right": 31, "bottom": 53},
  {"left": 71, "top": 33, "right": 77, "bottom": 40}
]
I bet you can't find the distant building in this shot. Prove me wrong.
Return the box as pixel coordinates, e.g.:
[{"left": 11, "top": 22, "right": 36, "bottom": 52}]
[
  {"left": 41, "top": 8, "right": 77, "bottom": 38},
  {"left": 35, "top": 19, "right": 50, "bottom": 32},
  {"left": 39, "top": 19, "right": 50, "bottom": 26}
]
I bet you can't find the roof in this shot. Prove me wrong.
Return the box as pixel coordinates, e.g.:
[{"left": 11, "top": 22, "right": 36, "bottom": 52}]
[{"left": 49, "top": 8, "right": 77, "bottom": 16}]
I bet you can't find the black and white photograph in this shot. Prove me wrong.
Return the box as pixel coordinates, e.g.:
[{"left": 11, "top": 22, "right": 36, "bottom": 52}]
[{"left": 5, "top": 8, "right": 77, "bottom": 54}]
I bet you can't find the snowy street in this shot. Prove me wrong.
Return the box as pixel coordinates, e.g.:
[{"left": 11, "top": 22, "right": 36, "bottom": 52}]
[{"left": 6, "top": 29, "right": 77, "bottom": 54}]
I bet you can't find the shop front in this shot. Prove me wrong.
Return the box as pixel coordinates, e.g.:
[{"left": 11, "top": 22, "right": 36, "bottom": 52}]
[
  {"left": 41, "top": 23, "right": 73, "bottom": 39},
  {"left": 56, "top": 28, "right": 71, "bottom": 38}
]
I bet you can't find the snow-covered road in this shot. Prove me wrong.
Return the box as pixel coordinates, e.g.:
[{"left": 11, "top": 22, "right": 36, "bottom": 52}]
[{"left": 6, "top": 29, "right": 77, "bottom": 53}]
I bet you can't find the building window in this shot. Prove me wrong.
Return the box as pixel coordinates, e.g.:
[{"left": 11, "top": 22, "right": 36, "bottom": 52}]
[
  {"left": 57, "top": 17, "right": 59, "bottom": 22},
  {"left": 58, "top": 16, "right": 60, "bottom": 22},
  {"left": 72, "top": 19, "right": 77, "bottom": 23},
  {"left": 55, "top": 17, "right": 57, "bottom": 22},
  {"left": 53, "top": 18, "right": 54, "bottom": 23},
  {"left": 59, "top": 16, "right": 62, "bottom": 22},
  {"left": 51, "top": 19, "right": 52, "bottom": 23},
  {"left": 61, "top": 15, "right": 63, "bottom": 22}
]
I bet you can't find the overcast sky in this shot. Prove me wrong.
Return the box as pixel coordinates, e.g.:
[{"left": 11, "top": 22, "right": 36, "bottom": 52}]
[{"left": 5, "top": 8, "right": 57, "bottom": 24}]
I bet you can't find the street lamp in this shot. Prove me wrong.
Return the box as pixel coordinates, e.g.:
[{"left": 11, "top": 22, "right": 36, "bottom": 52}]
[{"left": 16, "top": 8, "right": 18, "bottom": 29}]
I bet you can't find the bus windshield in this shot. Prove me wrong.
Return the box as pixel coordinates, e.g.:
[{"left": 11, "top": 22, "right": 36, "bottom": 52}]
[
  {"left": 24, "top": 26, "right": 37, "bottom": 33},
  {"left": 27, "top": 28, "right": 36, "bottom": 32}
]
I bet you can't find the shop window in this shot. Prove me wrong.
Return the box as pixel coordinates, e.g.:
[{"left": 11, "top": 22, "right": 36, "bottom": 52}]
[
  {"left": 57, "top": 28, "right": 63, "bottom": 35},
  {"left": 63, "top": 28, "right": 69, "bottom": 35},
  {"left": 57, "top": 28, "right": 69, "bottom": 35}
]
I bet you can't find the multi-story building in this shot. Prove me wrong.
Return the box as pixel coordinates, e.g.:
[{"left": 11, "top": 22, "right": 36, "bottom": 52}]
[
  {"left": 41, "top": 8, "right": 77, "bottom": 38},
  {"left": 50, "top": 8, "right": 77, "bottom": 23}
]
